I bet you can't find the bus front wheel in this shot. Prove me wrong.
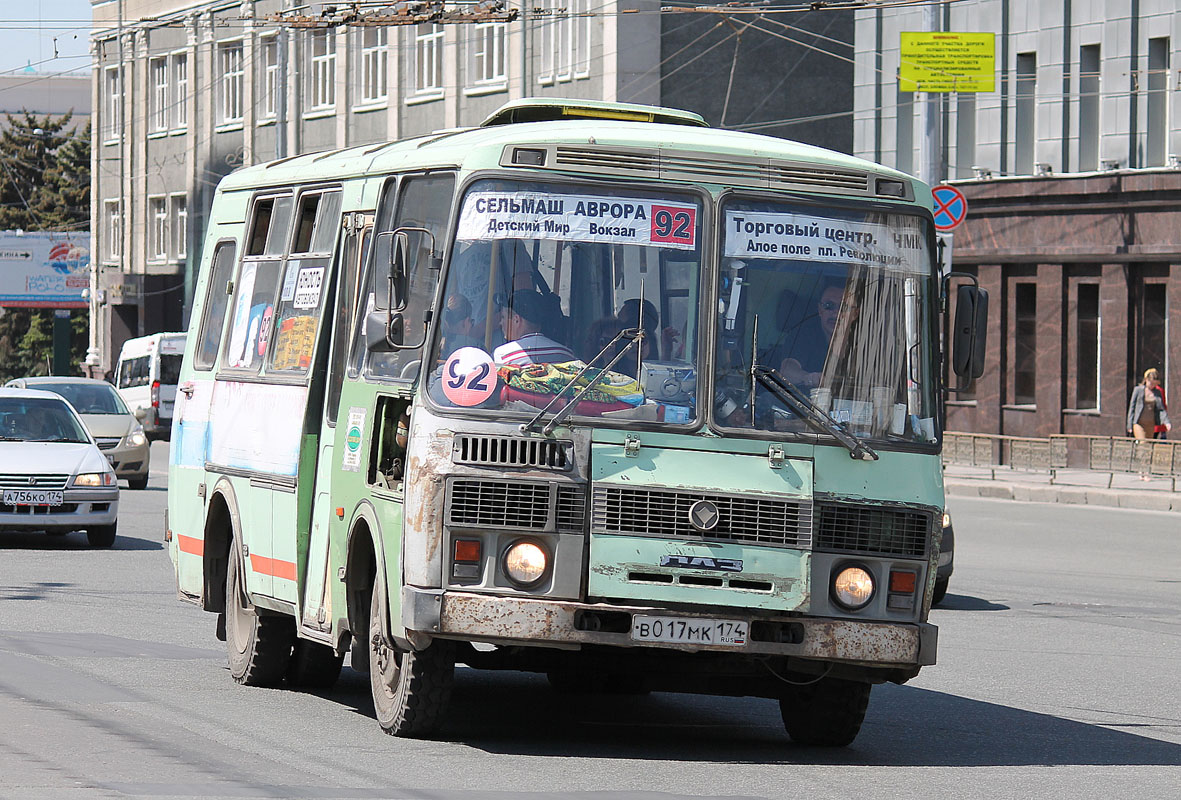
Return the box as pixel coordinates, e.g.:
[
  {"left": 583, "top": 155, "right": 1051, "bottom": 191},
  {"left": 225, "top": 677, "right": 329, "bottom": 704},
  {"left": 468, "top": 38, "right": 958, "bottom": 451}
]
[
  {"left": 368, "top": 584, "right": 454, "bottom": 737},
  {"left": 225, "top": 538, "right": 295, "bottom": 687},
  {"left": 779, "top": 677, "right": 871, "bottom": 747}
]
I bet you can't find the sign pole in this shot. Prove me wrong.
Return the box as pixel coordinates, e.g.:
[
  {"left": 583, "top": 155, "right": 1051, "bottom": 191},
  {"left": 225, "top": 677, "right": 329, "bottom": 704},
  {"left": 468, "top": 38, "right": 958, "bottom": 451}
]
[
  {"left": 919, "top": 5, "right": 942, "bottom": 187},
  {"left": 53, "top": 309, "right": 71, "bottom": 376}
]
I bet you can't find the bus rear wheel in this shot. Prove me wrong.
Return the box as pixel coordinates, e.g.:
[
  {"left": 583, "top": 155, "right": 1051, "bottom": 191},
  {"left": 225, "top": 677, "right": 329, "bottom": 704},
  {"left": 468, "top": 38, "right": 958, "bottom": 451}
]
[
  {"left": 225, "top": 539, "right": 295, "bottom": 687},
  {"left": 368, "top": 585, "right": 454, "bottom": 737},
  {"left": 779, "top": 677, "right": 872, "bottom": 747}
]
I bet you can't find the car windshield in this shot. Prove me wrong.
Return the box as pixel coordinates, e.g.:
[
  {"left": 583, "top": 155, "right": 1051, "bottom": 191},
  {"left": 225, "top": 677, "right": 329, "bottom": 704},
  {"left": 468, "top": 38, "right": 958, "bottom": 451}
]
[
  {"left": 35, "top": 382, "right": 129, "bottom": 416},
  {"left": 714, "top": 198, "right": 939, "bottom": 445},
  {"left": 0, "top": 397, "right": 91, "bottom": 442},
  {"left": 426, "top": 179, "right": 703, "bottom": 426}
]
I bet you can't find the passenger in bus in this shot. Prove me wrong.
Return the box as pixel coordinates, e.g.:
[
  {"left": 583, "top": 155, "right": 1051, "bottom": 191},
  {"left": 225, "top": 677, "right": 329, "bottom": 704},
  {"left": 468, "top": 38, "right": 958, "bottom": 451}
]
[
  {"left": 438, "top": 293, "right": 481, "bottom": 358},
  {"left": 493, "top": 290, "right": 575, "bottom": 366},
  {"left": 617, "top": 298, "right": 679, "bottom": 360},
  {"left": 452, "top": 239, "right": 539, "bottom": 345}
]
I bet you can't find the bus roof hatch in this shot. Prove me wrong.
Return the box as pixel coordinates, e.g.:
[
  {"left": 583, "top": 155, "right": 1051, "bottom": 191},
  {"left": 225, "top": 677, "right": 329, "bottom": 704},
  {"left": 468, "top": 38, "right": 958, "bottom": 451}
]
[{"left": 480, "top": 98, "right": 709, "bottom": 129}]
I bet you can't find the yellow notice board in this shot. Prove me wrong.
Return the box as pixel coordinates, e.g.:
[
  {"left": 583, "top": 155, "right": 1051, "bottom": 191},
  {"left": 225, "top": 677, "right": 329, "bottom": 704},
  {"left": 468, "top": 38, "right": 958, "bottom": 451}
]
[{"left": 900, "top": 32, "right": 996, "bottom": 92}]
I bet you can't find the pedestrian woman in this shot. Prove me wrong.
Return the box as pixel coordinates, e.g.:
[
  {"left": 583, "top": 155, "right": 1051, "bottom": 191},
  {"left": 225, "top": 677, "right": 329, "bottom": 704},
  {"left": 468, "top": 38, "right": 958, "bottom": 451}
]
[{"left": 1127, "top": 368, "right": 1171, "bottom": 479}]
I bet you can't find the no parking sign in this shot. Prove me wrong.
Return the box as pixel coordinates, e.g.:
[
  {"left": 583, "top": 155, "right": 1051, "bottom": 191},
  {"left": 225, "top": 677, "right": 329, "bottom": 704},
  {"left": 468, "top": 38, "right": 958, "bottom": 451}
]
[{"left": 932, "top": 185, "right": 968, "bottom": 231}]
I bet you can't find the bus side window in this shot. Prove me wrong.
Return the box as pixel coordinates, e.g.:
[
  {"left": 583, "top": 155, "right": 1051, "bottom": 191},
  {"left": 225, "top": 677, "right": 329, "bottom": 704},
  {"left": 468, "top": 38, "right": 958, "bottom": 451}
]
[
  {"left": 194, "top": 241, "right": 238, "bottom": 371},
  {"left": 266, "top": 190, "right": 342, "bottom": 375},
  {"left": 222, "top": 194, "right": 292, "bottom": 372},
  {"left": 361, "top": 172, "right": 456, "bottom": 382}
]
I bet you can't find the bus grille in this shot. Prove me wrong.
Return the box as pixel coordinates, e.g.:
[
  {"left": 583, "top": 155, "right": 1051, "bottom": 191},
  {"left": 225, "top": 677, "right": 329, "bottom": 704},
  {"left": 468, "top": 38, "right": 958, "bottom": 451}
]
[
  {"left": 553, "top": 146, "right": 870, "bottom": 195},
  {"left": 447, "top": 478, "right": 587, "bottom": 532},
  {"left": 452, "top": 434, "right": 572, "bottom": 471},
  {"left": 814, "top": 503, "right": 932, "bottom": 558},
  {"left": 0, "top": 474, "right": 71, "bottom": 490},
  {"left": 591, "top": 485, "right": 812, "bottom": 548}
]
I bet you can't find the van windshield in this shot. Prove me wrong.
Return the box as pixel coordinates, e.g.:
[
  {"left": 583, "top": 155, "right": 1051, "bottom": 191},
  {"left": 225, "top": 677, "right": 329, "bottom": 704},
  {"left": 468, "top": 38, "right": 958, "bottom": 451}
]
[
  {"left": 159, "top": 354, "right": 182, "bottom": 385},
  {"left": 426, "top": 179, "right": 703, "bottom": 426}
]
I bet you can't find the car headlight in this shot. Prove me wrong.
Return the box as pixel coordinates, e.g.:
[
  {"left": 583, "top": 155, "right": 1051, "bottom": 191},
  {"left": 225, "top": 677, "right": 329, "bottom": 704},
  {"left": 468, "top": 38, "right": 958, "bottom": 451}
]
[
  {"left": 124, "top": 425, "right": 147, "bottom": 448},
  {"left": 832, "top": 565, "right": 875, "bottom": 610},
  {"left": 72, "top": 472, "right": 116, "bottom": 487},
  {"left": 942, "top": 511, "right": 951, "bottom": 529},
  {"left": 503, "top": 540, "right": 548, "bottom": 587}
]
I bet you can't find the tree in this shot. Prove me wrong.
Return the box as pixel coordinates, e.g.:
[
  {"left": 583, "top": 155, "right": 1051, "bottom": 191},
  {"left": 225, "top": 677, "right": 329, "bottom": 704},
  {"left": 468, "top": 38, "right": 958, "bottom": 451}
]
[{"left": 0, "top": 111, "right": 91, "bottom": 380}]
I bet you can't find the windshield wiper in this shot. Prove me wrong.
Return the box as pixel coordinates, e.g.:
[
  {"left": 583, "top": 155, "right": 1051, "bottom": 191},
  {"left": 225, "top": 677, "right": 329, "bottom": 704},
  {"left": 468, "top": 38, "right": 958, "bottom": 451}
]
[
  {"left": 751, "top": 364, "right": 878, "bottom": 461},
  {"left": 520, "top": 326, "right": 646, "bottom": 436}
]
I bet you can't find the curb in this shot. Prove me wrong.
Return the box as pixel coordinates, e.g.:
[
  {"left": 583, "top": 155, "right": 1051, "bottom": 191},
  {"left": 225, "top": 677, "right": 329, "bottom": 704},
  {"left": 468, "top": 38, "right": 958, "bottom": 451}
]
[{"left": 944, "top": 480, "right": 1181, "bottom": 512}]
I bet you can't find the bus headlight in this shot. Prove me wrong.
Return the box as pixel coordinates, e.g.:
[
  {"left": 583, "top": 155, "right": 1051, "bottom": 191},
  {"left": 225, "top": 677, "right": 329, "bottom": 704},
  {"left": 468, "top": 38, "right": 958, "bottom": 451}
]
[
  {"left": 832, "top": 565, "right": 875, "bottom": 610},
  {"left": 503, "top": 540, "right": 548, "bottom": 587}
]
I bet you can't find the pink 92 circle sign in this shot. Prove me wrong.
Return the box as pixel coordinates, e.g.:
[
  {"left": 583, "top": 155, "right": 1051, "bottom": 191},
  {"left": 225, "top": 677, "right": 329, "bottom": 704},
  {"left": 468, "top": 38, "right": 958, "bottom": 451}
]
[{"left": 441, "top": 347, "right": 497, "bottom": 407}]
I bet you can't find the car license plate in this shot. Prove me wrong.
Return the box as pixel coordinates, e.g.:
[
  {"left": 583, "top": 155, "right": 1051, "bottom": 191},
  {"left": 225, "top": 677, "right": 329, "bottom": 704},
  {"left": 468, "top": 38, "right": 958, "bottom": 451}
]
[
  {"left": 631, "top": 615, "right": 748, "bottom": 647},
  {"left": 3, "top": 490, "right": 65, "bottom": 506}
]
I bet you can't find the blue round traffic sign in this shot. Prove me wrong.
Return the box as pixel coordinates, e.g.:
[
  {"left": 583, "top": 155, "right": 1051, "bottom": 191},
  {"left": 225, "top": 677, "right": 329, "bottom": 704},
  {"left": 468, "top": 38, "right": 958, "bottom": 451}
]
[{"left": 931, "top": 185, "right": 968, "bottom": 231}]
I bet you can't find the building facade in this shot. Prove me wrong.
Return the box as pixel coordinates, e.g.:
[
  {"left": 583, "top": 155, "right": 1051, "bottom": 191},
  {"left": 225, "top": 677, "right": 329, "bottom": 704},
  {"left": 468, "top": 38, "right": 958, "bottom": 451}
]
[
  {"left": 855, "top": 1, "right": 1181, "bottom": 438},
  {"left": 88, "top": 0, "right": 856, "bottom": 375}
]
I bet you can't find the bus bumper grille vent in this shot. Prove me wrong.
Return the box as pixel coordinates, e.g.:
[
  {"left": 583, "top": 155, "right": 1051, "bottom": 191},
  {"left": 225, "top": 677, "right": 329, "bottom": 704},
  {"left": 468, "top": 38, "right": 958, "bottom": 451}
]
[
  {"left": 814, "top": 502, "right": 932, "bottom": 558},
  {"left": 591, "top": 485, "right": 812, "bottom": 548}
]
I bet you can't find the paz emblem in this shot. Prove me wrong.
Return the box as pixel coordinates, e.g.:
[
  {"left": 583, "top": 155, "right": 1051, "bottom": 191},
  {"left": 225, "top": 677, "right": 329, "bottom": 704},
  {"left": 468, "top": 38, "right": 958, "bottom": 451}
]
[{"left": 688, "top": 499, "right": 719, "bottom": 532}]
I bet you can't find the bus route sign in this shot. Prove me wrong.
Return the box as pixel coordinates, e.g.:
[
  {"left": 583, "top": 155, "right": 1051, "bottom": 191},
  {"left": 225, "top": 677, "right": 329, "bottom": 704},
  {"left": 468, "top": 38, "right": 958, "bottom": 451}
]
[{"left": 931, "top": 185, "right": 968, "bottom": 231}]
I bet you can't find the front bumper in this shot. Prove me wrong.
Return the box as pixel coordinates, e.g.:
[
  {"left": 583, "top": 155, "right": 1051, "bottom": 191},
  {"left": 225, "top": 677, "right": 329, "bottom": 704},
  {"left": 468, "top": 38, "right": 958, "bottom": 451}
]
[
  {"left": 103, "top": 441, "right": 150, "bottom": 478},
  {"left": 0, "top": 488, "right": 119, "bottom": 531},
  {"left": 402, "top": 587, "right": 936, "bottom": 667}
]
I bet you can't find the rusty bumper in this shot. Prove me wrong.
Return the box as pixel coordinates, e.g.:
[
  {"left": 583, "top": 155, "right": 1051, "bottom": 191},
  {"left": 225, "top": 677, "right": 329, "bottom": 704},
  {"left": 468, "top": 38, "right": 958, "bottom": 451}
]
[{"left": 402, "top": 588, "right": 936, "bottom": 667}]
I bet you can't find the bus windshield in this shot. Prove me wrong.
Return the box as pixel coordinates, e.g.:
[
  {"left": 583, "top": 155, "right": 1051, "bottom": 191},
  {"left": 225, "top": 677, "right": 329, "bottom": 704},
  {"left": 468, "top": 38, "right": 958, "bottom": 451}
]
[
  {"left": 713, "top": 198, "right": 939, "bottom": 445},
  {"left": 426, "top": 179, "right": 703, "bottom": 426}
]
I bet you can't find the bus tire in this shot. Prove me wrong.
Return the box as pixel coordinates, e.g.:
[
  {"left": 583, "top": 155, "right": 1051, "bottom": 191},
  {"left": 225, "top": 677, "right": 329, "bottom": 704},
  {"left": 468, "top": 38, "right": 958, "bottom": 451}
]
[
  {"left": 225, "top": 539, "right": 295, "bottom": 687},
  {"left": 932, "top": 577, "right": 949, "bottom": 606},
  {"left": 368, "top": 585, "right": 454, "bottom": 737},
  {"left": 779, "top": 677, "right": 871, "bottom": 747},
  {"left": 287, "top": 639, "right": 344, "bottom": 689}
]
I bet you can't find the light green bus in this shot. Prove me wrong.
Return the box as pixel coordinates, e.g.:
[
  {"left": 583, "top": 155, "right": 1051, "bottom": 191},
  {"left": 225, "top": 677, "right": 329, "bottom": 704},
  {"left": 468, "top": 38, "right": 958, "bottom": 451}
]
[{"left": 167, "top": 99, "right": 984, "bottom": 746}]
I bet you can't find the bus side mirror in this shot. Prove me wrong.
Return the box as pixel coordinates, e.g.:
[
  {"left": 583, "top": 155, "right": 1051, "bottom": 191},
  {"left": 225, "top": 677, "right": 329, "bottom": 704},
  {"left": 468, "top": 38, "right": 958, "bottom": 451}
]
[
  {"left": 952, "top": 284, "right": 988, "bottom": 379},
  {"left": 373, "top": 230, "right": 411, "bottom": 311},
  {"left": 366, "top": 309, "right": 404, "bottom": 352}
]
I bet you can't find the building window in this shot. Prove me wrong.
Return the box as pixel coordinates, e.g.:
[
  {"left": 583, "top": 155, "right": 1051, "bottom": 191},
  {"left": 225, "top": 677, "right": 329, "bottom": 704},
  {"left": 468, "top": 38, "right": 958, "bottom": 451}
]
[
  {"left": 895, "top": 85, "right": 914, "bottom": 174},
  {"left": 259, "top": 35, "right": 280, "bottom": 119},
  {"left": 1147, "top": 37, "right": 1170, "bottom": 168},
  {"left": 173, "top": 53, "right": 188, "bottom": 130},
  {"left": 1015, "top": 52, "right": 1036, "bottom": 175},
  {"left": 358, "top": 26, "right": 387, "bottom": 104},
  {"left": 1079, "top": 45, "right": 1100, "bottom": 172},
  {"left": 555, "top": 3, "right": 573, "bottom": 81},
  {"left": 414, "top": 24, "right": 444, "bottom": 95},
  {"left": 172, "top": 194, "right": 188, "bottom": 259},
  {"left": 1138, "top": 282, "right": 1167, "bottom": 384},
  {"left": 1076, "top": 283, "right": 1100, "bottom": 409},
  {"left": 573, "top": 0, "right": 591, "bottom": 78},
  {"left": 104, "top": 200, "right": 122, "bottom": 261},
  {"left": 218, "top": 42, "right": 244, "bottom": 124},
  {"left": 468, "top": 23, "right": 506, "bottom": 86},
  {"left": 306, "top": 29, "right": 336, "bottom": 110},
  {"left": 1013, "top": 283, "right": 1037, "bottom": 405},
  {"left": 149, "top": 196, "right": 168, "bottom": 262},
  {"left": 538, "top": 4, "right": 554, "bottom": 83},
  {"left": 104, "top": 66, "right": 121, "bottom": 143},
  {"left": 149, "top": 57, "right": 168, "bottom": 133}
]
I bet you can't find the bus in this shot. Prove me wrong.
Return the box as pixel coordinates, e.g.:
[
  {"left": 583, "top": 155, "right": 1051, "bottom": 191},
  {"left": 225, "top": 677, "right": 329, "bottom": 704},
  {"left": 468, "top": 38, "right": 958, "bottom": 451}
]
[{"left": 167, "top": 98, "right": 985, "bottom": 746}]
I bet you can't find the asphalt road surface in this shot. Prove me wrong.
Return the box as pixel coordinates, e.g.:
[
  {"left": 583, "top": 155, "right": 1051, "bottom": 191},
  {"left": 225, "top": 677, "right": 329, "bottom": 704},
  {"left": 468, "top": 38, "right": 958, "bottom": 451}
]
[{"left": 1, "top": 443, "right": 1178, "bottom": 799}]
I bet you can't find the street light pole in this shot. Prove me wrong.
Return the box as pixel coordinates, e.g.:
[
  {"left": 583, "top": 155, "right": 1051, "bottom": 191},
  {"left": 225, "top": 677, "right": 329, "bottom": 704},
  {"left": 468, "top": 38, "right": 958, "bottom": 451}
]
[{"left": 919, "top": 4, "right": 942, "bottom": 187}]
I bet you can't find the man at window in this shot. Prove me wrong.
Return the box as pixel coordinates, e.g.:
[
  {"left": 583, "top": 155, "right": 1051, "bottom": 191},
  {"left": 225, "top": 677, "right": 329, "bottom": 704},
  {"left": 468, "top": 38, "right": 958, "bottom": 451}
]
[
  {"left": 493, "top": 289, "right": 573, "bottom": 366},
  {"left": 776, "top": 280, "right": 857, "bottom": 387}
]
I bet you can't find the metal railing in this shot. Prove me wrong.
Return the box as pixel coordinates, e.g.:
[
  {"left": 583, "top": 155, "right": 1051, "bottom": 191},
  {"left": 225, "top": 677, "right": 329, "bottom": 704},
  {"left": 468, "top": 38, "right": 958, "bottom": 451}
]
[{"left": 943, "top": 432, "right": 1181, "bottom": 489}]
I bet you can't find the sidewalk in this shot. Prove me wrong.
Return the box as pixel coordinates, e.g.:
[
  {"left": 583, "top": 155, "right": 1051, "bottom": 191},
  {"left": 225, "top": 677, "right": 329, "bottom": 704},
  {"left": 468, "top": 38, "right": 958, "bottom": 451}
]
[{"left": 944, "top": 464, "right": 1181, "bottom": 512}]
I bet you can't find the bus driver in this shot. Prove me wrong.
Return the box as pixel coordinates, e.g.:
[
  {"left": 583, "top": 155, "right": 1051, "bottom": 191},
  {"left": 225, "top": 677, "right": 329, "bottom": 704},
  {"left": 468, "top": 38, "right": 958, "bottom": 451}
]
[{"left": 493, "top": 290, "right": 574, "bottom": 366}]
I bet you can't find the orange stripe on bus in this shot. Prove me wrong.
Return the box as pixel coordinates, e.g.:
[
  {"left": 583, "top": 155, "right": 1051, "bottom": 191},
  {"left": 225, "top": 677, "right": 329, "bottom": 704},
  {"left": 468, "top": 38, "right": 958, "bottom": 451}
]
[
  {"left": 177, "top": 535, "right": 204, "bottom": 556},
  {"left": 249, "top": 554, "right": 297, "bottom": 581}
]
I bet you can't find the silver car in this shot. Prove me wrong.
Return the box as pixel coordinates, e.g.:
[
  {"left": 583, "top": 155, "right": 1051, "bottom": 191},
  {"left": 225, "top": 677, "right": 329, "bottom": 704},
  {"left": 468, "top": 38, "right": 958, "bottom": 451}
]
[
  {"left": 0, "top": 388, "right": 120, "bottom": 547},
  {"left": 5, "top": 377, "right": 150, "bottom": 489}
]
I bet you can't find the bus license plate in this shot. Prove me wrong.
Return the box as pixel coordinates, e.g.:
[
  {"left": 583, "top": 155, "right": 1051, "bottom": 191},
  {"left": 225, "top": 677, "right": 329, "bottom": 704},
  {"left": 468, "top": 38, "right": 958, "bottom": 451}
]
[
  {"left": 3, "top": 490, "right": 64, "bottom": 507},
  {"left": 631, "top": 615, "right": 748, "bottom": 647}
]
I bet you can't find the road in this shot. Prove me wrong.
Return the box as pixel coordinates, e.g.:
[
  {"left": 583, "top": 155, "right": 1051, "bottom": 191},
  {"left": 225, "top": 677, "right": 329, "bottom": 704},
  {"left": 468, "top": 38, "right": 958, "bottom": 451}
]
[{"left": 1, "top": 442, "right": 1178, "bottom": 799}]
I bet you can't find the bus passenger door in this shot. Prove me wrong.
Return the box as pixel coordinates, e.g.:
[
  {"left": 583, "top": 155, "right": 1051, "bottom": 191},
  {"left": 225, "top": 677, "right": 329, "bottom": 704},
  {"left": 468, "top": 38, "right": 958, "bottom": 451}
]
[{"left": 302, "top": 213, "right": 371, "bottom": 633}]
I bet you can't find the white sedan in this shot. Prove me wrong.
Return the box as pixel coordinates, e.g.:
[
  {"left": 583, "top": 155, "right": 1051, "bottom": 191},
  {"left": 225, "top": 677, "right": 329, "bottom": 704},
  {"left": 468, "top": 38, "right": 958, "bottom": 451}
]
[{"left": 0, "top": 388, "right": 120, "bottom": 547}]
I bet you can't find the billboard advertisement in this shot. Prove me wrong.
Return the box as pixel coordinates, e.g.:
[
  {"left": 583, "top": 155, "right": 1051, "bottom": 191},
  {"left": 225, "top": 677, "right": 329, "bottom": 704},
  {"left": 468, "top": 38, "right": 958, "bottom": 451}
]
[{"left": 0, "top": 231, "right": 91, "bottom": 308}]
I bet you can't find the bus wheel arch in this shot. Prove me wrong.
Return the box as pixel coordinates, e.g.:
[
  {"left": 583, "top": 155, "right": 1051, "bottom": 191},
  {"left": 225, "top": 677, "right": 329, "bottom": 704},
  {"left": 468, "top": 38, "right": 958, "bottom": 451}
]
[{"left": 344, "top": 505, "right": 382, "bottom": 667}]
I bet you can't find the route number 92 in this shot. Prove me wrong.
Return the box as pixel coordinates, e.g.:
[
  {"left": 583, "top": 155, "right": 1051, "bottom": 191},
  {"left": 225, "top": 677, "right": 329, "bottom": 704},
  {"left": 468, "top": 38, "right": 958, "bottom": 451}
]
[{"left": 650, "top": 205, "right": 696, "bottom": 247}]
